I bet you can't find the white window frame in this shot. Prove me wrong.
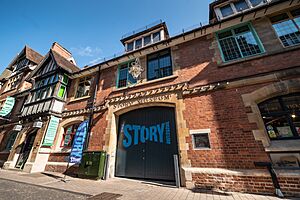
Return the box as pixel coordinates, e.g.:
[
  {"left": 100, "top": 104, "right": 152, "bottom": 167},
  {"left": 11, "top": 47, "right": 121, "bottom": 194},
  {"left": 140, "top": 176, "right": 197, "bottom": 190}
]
[
  {"left": 190, "top": 129, "right": 211, "bottom": 150},
  {"left": 125, "top": 30, "right": 164, "bottom": 52},
  {"left": 215, "top": 0, "right": 270, "bottom": 20}
]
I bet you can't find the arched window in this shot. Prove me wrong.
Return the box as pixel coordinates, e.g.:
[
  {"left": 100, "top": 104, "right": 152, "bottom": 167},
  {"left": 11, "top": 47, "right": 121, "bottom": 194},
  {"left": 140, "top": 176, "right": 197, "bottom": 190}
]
[
  {"left": 258, "top": 93, "right": 300, "bottom": 140},
  {"left": 61, "top": 123, "right": 80, "bottom": 147}
]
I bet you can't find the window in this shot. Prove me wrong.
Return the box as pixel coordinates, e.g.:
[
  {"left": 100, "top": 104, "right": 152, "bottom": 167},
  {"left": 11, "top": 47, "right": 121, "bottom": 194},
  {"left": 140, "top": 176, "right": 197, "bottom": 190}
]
[
  {"left": 234, "top": 0, "right": 249, "bottom": 12},
  {"left": 5, "top": 74, "right": 22, "bottom": 91},
  {"left": 249, "top": 0, "right": 264, "bottom": 7},
  {"left": 126, "top": 42, "right": 134, "bottom": 52},
  {"left": 5, "top": 131, "right": 18, "bottom": 151},
  {"left": 258, "top": 93, "right": 300, "bottom": 140},
  {"left": 14, "top": 58, "right": 29, "bottom": 72},
  {"left": 61, "top": 124, "right": 79, "bottom": 147},
  {"left": 271, "top": 9, "right": 300, "bottom": 47},
  {"left": 220, "top": 4, "right": 234, "bottom": 18},
  {"left": 62, "top": 74, "right": 69, "bottom": 84},
  {"left": 75, "top": 76, "right": 91, "bottom": 98},
  {"left": 126, "top": 31, "right": 162, "bottom": 52},
  {"left": 217, "top": 0, "right": 268, "bottom": 19},
  {"left": 147, "top": 49, "right": 172, "bottom": 81},
  {"left": 190, "top": 129, "right": 211, "bottom": 150},
  {"left": 135, "top": 38, "right": 142, "bottom": 49},
  {"left": 117, "top": 61, "right": 137, "bottom": 88},
  {"left": 57, "top": 85, "right": 66, "bottom": 98},
  {"left": 153, "top": 32, "right": 161, "bottom": 43},
  {"left": 144, "top": 35, "right": 151, "bottom": 46},
  {"left": 217, "top": 24, "right": 264, "bottom": 62}
]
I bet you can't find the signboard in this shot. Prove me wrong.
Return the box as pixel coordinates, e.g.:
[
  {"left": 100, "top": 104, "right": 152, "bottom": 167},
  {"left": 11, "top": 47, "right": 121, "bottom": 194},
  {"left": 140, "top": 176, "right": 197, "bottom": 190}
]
[
  {"left": 122, "top": 121, "right": 171, "bottom": 148},
  {"left": 42, "top": 116, "right": 60, "bottom": 146},
  {"left": 0, "top": 96, "right": 15, "bottom": 117},
  {"left": 69, "top": 120, "right": 89, "bottom": 164}
]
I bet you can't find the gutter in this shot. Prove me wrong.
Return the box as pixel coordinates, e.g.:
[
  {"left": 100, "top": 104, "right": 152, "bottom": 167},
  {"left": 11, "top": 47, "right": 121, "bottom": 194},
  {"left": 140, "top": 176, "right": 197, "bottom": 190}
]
[{"left": 84, "top": 64, "right": 101, "bottom": 150}]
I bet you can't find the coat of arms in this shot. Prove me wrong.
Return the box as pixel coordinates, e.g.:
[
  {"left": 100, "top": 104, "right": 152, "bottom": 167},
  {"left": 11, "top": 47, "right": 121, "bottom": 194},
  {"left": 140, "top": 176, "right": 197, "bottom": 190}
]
[{"left": 129, "top": 58, "right": 143, "bottom": 79}]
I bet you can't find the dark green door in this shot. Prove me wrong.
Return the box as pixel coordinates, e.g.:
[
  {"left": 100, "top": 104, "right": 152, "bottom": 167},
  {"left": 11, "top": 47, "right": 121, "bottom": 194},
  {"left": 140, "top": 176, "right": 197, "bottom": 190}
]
[{"left": 115, "top": 106, "right": 178, "bottom": 181}]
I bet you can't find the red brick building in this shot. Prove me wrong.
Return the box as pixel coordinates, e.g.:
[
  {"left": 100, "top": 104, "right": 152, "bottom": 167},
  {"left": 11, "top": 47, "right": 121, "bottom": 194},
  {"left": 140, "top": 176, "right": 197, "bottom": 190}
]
[{"left": 1, "top": 0, "right": 300, "bottom": 197}]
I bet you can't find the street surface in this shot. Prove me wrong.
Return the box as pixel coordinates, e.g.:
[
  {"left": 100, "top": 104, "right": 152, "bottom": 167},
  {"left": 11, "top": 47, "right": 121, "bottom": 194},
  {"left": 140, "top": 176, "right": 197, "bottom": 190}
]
[{"left": 0, "top": 179, "right": 87, "bottom": 200}]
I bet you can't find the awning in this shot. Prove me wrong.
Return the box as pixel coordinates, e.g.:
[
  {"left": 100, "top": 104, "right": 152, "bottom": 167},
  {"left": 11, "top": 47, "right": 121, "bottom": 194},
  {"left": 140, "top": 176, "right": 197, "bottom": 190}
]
[{"left": 0, "top": 96, "right": 15, "bottom": 117}]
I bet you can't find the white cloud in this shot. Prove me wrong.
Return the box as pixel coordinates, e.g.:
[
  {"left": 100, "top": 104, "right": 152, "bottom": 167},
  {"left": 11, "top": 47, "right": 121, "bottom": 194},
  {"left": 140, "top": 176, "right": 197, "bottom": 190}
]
[{"left": 71, "top": 46, "right": 102, "bottom": 57}]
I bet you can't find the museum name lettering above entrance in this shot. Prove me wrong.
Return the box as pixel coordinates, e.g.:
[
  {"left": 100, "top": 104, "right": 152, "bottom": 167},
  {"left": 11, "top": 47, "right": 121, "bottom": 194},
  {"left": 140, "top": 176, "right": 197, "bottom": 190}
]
[
  {"left": 113, "top": 94, "right": 172, "bottom": 109},
  {"left": 122, "top": 121, "right": 171, "bottom": 148}
]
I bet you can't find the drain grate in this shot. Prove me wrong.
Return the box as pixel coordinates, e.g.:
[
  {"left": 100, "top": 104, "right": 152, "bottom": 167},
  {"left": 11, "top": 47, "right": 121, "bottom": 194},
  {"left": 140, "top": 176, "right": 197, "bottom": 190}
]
[{"left": 88, "top": 192, "right": 122, "bottom": 200}]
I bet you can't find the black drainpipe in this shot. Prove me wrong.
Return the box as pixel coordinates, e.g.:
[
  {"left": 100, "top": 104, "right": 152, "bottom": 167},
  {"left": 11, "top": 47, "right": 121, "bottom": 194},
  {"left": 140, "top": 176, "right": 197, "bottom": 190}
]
[{"left": 84, "top": 65, "right": 101, "bottom": 151}]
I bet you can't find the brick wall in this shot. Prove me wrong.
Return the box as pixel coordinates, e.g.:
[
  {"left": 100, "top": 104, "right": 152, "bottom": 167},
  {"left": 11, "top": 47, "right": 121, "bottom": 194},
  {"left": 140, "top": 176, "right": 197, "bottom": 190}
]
[
  {"left": 88, "top": 111, "right": 108, "bottom": 151},
  {"left": 183, "top": 84, "right": 271, "bottom": 169},
  {"left": 192, "top": 172, "right": 300, "bottom": 197},
  {"left": 48, "top": 152, "right": 69, "bottom": 162}
]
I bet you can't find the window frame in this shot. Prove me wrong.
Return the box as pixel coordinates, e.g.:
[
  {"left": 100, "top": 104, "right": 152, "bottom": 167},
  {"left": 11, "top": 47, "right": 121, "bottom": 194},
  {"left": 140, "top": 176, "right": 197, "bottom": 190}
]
[
  {"left": 116, "top": 60, "right": 137, "bottom": 89},
  {"left": 258, "top": 93, "right": 300, "bottom": 140},
  {"left": 125, "top": 31, "right": 162, "bottom": 52},
  {"left": 270, "top": 9, "right": 300, "bottom": 48},
  {"left": 146, "top": 48, "right": 173, "bottom": 81},
  {"left": 57, "top": 84, "right": 66, "bottom": 99},
  {"left": 60, "top": 123, "right": 80, "bottom": 148},
  {"left": 74, "top": 76, "right": 92, "bottom": 99},
  {"left": 216, "top": 23, "right": 265, "bottom": 62},
  {"left": 190, "top": 129, "right": 212, "bottom": 150},
  {"left": 215, "top": 0, "right": 269, "bottom": 20}
]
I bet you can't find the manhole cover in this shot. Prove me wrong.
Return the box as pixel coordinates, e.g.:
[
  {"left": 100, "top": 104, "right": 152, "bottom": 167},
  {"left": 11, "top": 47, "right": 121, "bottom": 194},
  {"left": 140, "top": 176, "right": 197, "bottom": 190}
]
[{"left": 88, "top": 192, "right": 122, "bottom": 200}]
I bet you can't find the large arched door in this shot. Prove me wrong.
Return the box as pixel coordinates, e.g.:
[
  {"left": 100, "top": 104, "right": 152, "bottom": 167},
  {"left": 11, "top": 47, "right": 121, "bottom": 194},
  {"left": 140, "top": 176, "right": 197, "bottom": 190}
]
[{"left": 115, "top": 106, "right": 178, "bottom": 181}]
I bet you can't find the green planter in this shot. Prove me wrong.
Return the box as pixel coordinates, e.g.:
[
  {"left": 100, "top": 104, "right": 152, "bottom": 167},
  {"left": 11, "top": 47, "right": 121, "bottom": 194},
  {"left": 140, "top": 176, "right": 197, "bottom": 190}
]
[{"left": 78, "top": 151, "right": 107, "bottom": 179}]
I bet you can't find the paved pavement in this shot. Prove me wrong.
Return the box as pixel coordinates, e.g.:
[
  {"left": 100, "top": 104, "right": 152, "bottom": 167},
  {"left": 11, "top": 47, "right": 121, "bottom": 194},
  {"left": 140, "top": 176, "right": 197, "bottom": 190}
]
[
  {"left": 0, "top": 169, "right": 299, "bottom": 200},
  {"left": 0, "top": 179, "right": 87, "bottom": 200}
]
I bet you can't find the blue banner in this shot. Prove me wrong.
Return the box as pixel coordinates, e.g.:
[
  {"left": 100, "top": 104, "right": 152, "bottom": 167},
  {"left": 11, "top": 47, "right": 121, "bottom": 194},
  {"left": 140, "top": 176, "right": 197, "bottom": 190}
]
[{"left": 69, "top": 120, "right": 89, "bottom": 164}]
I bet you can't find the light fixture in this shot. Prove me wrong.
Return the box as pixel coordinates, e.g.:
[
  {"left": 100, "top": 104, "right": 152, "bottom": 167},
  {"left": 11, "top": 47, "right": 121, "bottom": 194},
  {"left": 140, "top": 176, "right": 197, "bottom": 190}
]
[
  {"left": 291, "top": 114, "right": 296, "bottom": 119},
  {"left": 33, "top": 117, "right": 43, "bottom": 128}
]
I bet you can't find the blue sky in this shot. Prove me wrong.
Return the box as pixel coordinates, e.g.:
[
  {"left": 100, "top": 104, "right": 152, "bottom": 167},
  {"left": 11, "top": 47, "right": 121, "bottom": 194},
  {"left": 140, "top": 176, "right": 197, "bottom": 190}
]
[{"left": 0, "top": 0, "right": 211, "bottom": 72}]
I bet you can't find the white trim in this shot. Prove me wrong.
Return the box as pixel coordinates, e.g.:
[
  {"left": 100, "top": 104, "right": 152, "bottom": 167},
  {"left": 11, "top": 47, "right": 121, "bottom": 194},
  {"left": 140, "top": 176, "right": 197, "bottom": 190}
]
[
  {"left": 189, "top": 129, "right": 211, "bottom": 150},
  {"left": 215, "top": 0, "right": 270, "bottom": 21},
  {"left": 189, "top": 129, "right": 211, "bottom": 135}
]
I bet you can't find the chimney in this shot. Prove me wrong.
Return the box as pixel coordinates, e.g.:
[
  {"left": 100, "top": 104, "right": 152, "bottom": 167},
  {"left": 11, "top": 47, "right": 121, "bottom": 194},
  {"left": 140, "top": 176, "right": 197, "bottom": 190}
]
[
  {"left": 51, "top": 42, "right": 77, "bottom": 65},
  {"left": 51, "top": 42, "right": 72, "bottom": 60}
]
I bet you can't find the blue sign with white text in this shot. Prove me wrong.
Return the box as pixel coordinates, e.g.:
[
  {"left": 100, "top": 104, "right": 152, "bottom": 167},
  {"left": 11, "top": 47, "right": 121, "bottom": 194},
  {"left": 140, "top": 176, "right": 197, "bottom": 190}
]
[
  {"left": 122, "top": 121, "right": 171, "bottom": 148},
  {"left": 69, "top": 120, "right": 89, "bottom": 164}
]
